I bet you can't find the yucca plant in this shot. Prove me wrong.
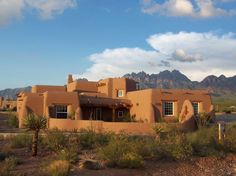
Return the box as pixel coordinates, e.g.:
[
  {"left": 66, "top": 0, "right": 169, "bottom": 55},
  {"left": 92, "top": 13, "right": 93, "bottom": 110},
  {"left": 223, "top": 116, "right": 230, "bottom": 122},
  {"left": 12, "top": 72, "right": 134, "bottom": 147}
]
[{"left": 24, "top": 114, "right": 47, "bottom": 156}]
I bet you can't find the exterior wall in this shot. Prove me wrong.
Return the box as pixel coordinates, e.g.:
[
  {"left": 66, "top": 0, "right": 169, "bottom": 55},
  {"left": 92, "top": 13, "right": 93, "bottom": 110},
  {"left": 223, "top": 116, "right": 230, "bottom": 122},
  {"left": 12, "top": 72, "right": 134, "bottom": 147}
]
[
  {"left": 32, "top": 85, "right": 65, "bottom": 93},
  {"left": 97, "top": 78, "right": 137, "bottom": 98},
  {"left": 43, "top": 91, "right": 79, "bottom": 117},
  {"left": 127, "top": 89, "right": 212, "bottom": 123},
  {"left": 49, "top": 118, "right": 155, "bottom": 135},
  {"left": 127, "top": 89, "right": 154, "bottom": 123},
  {"left": 67, "top": 80, "right": 98, "bottom": 92}
]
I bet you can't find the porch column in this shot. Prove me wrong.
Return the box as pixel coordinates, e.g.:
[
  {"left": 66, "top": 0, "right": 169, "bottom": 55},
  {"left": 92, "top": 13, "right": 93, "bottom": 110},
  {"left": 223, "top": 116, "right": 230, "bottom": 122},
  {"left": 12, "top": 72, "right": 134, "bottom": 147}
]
[{"left": 112, "top": 107, "right": 116, "bottom": 122}]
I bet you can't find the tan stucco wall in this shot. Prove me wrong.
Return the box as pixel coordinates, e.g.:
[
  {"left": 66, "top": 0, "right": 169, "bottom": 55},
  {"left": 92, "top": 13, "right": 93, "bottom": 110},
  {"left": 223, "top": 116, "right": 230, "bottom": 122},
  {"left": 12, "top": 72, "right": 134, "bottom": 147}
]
[
  {"left": 127, "top": 89, "right": 153, "bottom": 123},
  {"left": 32, "top": 85, "right": 66, "bottom": 93},
  {"left": 67, "top": 80, "right": 98, "bottom": 92},
  {"left": 127, "top": 89, "right": 212, "bottom": 123},
  {"left": 43, "top": 91, "right": 79, "bottom": 117}
]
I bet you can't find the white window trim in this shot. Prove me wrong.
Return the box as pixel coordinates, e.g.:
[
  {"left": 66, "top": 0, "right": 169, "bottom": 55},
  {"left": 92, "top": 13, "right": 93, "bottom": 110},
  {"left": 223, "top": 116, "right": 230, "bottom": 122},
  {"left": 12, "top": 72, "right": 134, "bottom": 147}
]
[
  {"left": 117, "top": 90, "right": 124, "bottom": 97},
  {"left": 163, "top": 101, "right": 174, "bottom": 116}
]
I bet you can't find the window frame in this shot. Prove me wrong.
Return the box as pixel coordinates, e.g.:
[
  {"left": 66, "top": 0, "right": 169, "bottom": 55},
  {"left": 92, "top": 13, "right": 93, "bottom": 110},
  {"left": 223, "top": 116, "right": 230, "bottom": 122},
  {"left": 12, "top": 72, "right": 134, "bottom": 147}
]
[
  {"left": 55, "top": 105, "right": 68, "bottom": 119},
  {"left": 117, "top": 90, "right": 124, "bottom": 97},
  {"left": 163, "top": 101, "right": 174, "bottom": 116},
  {"left": 118, "top": 110, "right": 124, "bottom": 118},
  {"left": 192, "top": 102, "right": 199, "bottom": 115}
]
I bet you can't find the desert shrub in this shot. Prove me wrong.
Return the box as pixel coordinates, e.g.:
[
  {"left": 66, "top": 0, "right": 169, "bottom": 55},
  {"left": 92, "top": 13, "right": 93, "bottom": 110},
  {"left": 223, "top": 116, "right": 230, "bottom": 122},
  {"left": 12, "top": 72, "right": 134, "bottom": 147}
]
[
  {"left": 10, "top": 134, "right": 32, "bottom": 149},
  {"left": 43, "top": 129, "right": 67, "bottom": 151},
  {"left": 7, "top": 113, "right": 19, "bottom": 128},
  {"left": 132, "top": 137, "right": 160, "bottom": 160},
  {"left": 46, "top": 160, "right": 70, "bottom": 176},
  {"left": 118, "top": 152, "right": 144, "bottom": 168},
  {"left": 186, "top": 126, "right": 220, "bottom": 156},
  {"left": 58, "top": 146, "right": 79, "bottom": 164},
  {"left": 194, "top": 112, "right": 213, "bottom": 129},
  {"left": 0, "top": 156, "right": 18, "bottom": 176},
  {"left": 158, "top": 133, "right": 193, "bottom": 160},
  {"left": 79, "top": 129, "right": 113, "bottom": 149},
  {"left": 98, "top": 134, "right": 144, "bottom": 168},
  {"left": 223, "top": 124, "right": 236, "bottom": 152}
]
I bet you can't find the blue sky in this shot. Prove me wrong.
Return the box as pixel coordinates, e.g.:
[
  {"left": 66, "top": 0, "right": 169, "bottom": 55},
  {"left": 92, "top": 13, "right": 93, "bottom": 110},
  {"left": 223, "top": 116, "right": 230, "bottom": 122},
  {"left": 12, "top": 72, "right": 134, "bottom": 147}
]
[{"left": 0, "top": 0, "right": 236, "bottom": 90}]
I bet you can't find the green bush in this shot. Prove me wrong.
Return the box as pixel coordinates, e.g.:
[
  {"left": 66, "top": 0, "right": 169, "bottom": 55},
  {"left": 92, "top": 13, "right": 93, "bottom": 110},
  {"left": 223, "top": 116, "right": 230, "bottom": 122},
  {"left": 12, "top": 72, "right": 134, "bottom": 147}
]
[
  {"left": 58, "top": 146, "right": 79, "bottom": 164},
  {"left": 118, "top": 152, "right": 144, "bottom": 168},
  {"left": 43, "top": 129, "right": 67, "bottom": 151},
  {"left": 79, "top": 129, "right": 113, "bottom": 149},
  {"left": 46, "top": 160, "right": 70, "bottom": 176},
  {"left": 7, "top": 113, "right": 19, "bottom": 128},
  {"left": 186, "top": 126, "right": 220, "bottom": 156},
  {"left": 10, "top": 134, "right": 32, "bottom": 149},
  {"left": 158, "top": 133, "right": 193, "bottom": 160},
  {"left": 224, "top": 124, "right": 236, "bottom": 152},
  {"left": 132, "top": 137, "right": 160, "bottom": 160},
  {"left": 0, "top": 156, "right": 18, "bottom": 176},
  {"left": 98, "top": 134, "right": 144, "bottom": 168}
]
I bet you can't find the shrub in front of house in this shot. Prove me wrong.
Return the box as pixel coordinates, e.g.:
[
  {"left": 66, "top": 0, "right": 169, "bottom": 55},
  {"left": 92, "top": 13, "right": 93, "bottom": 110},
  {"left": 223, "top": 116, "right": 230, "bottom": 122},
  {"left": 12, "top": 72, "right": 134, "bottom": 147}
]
[
  {"left": 46, "top": 160, "right": 70, "bottom": 176},
  {"left": 98, "top": 134, "right": 144, "bottom": 168},
  {"left": 43, "top": 129, "right": 68, "bottom": 152},
  {"left": 186, "top": 126, "right": 220, "bottom": 156},
  {"left": 223, "top": 123, "right": 236, "bottom": 153},
  {"left": 10, "top": 133, "right": 32, "bottom": 149},
  {"left": 7, "top": 113, "right": 19, "bottom": 128},
  {"left": 0, "top": 156, "right": 18, "bottom": 176}
]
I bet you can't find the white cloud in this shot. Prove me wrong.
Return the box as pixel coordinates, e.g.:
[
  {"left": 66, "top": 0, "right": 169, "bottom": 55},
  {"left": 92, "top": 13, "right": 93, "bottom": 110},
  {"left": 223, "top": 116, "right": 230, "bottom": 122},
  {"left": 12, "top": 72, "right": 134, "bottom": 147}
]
[
  {"left": 0, "top": 0, "right": 77, "bottom": 26},
  {"left": 0, "top": 0, "right": 24, "bottom": 26},
  {"left": 141, "top": 0, "right": 236, "bottom": 18},
  {"left": 170, "top": 49, "right": 203, "bottom": 62},
  {"left": 78, "top": 31, "right": 236, "bottom": 81},
  {"left": 25, "top": 0, "right": 77, "bottom": 20}
]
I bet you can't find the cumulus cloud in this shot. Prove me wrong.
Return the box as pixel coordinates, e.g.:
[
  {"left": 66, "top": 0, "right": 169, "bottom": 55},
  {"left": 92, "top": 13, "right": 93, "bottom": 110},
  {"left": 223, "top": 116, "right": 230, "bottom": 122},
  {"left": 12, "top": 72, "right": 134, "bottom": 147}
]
[
  {"left": 0, "top": 0, "right": 77, "bottom": 26},
  {"left": 77, "top": 31, "right": 236, "bottom": 81},
  {"left": 0, "top": 0, "right": 24, "bottom": 26},
  {"left": 141, "top": 0, "right": 236, "bottom": 18},
  {"left": 170, "top": 49, "right": 203, "bottom": 62},
  {"left": 25, "top": 0, "right": 77, "bottom": 20}
]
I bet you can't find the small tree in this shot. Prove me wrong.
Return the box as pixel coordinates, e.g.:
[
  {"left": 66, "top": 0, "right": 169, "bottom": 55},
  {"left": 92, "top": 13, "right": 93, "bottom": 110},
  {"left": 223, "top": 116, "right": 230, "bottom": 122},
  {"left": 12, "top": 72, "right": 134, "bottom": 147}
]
[{"left": 24, "top": 114, "right": 47, "bottom": 156}]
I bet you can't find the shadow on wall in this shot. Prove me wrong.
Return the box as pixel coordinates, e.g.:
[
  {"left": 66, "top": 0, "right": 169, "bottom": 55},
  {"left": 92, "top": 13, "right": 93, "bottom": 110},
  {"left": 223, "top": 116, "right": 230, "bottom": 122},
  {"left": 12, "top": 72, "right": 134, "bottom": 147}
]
[{"left": 152, "top": 104, "right": 161, "bottom": 122}]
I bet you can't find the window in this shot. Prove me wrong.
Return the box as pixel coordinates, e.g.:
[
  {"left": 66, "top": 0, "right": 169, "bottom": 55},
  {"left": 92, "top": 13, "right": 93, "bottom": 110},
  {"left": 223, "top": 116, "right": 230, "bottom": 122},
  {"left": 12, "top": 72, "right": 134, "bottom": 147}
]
[
  {"left": 118, "top": 111, "right": 124, "bottom": 118},
  {"left": 136, "top": 83, "right": 140, "bottom": 90},
  {"left": 163, "top": 102, "right": 174, "bottom": 116},
  {"left": 192, "top": 102, "right": 199, "bottom": 115},
  {"left": 56, "top": 105, "right": 68, "bottom": 119},
  {"left": 117, "top": 90, "right": 124, "bottom": 97}
]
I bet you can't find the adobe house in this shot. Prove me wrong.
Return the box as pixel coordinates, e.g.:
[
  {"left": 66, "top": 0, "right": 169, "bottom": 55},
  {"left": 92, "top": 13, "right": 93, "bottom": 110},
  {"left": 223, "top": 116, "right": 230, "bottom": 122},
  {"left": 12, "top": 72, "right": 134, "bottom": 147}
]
[
  {"left": 17, "top": 75, "right": 214, "bottom": 130},
  {"left": 0, "top": 97, "right": 17, "bottom": 111}
]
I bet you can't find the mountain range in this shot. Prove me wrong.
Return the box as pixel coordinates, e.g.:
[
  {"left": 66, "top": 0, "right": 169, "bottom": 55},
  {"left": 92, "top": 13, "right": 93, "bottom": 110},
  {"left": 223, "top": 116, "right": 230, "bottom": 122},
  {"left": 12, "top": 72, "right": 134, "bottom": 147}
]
[
  {"left": 1, "top": 70, "right": 236, "bottom": 100},
  {"left": 124, "top": 70, "right": 236, "bottom": 95}
]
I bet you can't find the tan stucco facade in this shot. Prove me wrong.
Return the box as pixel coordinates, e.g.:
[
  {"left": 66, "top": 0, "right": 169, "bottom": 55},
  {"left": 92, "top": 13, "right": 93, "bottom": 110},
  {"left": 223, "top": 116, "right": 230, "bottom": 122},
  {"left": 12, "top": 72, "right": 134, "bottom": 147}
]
[
  {"left": 0, "top": 97, "right": 17, "bottom": 111},
  {"left": 17, "top": 74, "right": 214, "bottom": 130}
]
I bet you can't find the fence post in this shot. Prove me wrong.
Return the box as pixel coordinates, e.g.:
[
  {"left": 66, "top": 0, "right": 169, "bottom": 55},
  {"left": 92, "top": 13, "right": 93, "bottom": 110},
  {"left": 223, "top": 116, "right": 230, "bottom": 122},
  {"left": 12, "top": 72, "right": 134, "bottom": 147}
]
[{"left": 218, "top": 121, "right": 225, "bottom": 144}]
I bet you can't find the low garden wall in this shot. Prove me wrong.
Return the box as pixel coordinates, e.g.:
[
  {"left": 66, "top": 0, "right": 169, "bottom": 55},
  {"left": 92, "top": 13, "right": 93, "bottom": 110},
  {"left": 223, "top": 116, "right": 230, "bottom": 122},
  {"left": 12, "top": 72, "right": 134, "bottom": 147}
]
[
  {"left": 48, "top": 119, "right": 156, "bottom": 135},
  {"left": 48, "top": 118, "right": 196, "bottom": 135}
]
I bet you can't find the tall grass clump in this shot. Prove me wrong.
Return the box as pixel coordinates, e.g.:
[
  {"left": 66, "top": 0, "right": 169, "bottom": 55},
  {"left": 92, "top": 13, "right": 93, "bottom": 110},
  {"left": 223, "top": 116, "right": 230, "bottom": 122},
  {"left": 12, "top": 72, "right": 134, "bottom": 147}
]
[
  {"left": 223, "top": 123, "right": 236, "bottom": 153},
  {"left": 10, "top": 133, "right": 32, "bottom": 149},
  {"left": 0, "top": 156, "right": 18, "bottom": 176},
  {"left": 46, "top": 160, "right": 70, "bottom": 176},
  {"left": 43, "top": 128, "right": 68, "bottom": 152}
]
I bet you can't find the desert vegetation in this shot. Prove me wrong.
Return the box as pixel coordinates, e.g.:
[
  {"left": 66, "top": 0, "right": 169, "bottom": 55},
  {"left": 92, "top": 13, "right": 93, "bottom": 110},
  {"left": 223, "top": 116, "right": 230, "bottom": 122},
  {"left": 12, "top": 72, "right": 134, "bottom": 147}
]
[{"left": 1, "top": 112, "right": 236, "bottom": 175}]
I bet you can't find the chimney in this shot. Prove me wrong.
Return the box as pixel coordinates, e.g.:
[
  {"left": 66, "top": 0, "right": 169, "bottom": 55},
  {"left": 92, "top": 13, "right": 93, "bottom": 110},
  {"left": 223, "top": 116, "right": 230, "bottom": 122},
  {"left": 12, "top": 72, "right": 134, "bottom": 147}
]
[{"left": 67, "top": 74, "right": 73, "bottom": 84}]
